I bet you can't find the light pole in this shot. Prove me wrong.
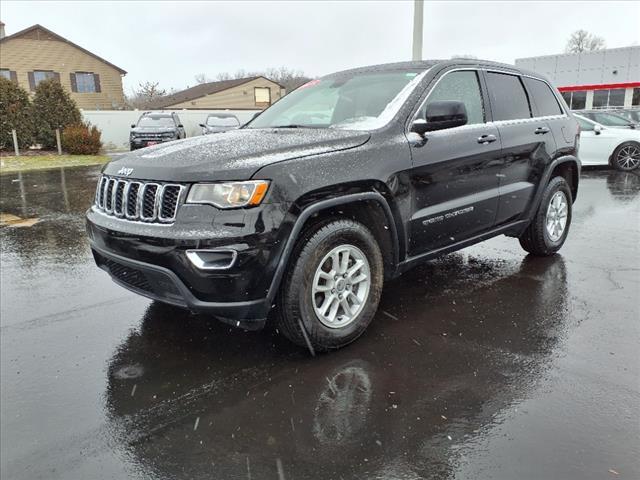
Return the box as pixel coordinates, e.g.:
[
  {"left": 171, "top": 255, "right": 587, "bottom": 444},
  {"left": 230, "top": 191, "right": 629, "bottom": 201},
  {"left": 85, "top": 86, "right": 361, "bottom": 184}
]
[{"left": 412, "top": 0, "right": 424, "bottom": 61}]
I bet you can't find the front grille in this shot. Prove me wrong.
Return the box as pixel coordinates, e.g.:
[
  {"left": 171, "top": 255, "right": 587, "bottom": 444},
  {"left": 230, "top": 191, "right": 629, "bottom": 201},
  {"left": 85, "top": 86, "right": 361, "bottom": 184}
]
[{"left": 94, "top": 175, "right": 184, "bottom": 223}]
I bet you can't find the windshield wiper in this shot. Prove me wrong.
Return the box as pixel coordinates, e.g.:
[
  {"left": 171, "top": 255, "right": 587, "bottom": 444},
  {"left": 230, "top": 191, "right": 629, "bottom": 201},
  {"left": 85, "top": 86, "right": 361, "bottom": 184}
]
[{"left": 272, "top": 124, "right": 316, "bottom": 129}]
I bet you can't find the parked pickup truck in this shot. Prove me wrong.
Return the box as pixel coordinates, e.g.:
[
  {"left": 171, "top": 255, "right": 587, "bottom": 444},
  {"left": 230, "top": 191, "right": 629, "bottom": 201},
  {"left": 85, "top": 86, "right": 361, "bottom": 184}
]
[{"left": 87, "top": 59, "right": 580, "bottom": 351}]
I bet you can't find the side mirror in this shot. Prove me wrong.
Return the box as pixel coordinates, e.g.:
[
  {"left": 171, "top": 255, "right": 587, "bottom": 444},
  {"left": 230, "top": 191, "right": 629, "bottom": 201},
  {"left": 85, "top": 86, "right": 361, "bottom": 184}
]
[
  {"left": 130, "top": 124, "right": 136, "bottom": 128},
  {"left": 199, "top": 123, "right": 205, "bottom": 128},
  {"left": 178, "top": 124, "right": 184, "bottom": 128},
  {"left": 594, "top": 124, "right": 602, "bottom": 135},
  {"left": 412, "top": 100, "right": 468, "bottom": 134}
]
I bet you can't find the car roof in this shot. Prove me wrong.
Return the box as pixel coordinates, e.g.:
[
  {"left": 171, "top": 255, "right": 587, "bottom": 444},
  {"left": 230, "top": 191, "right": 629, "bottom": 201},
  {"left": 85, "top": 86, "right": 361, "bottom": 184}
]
[{"left": 323, "top": 59, "right": 549, "bottom": 82}]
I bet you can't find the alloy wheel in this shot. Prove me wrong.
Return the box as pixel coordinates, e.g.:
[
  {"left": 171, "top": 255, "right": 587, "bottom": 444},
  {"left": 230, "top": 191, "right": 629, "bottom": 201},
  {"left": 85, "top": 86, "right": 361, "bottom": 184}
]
[{"left": 311, "top": 244, "right": 371, "bottom": 328}]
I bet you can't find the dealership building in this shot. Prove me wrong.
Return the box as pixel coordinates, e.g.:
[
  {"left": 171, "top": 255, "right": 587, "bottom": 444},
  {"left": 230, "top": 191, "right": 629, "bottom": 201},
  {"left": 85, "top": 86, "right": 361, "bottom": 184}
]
[{"left": 515, "top": 46, "right": 639, "bottom": 111}]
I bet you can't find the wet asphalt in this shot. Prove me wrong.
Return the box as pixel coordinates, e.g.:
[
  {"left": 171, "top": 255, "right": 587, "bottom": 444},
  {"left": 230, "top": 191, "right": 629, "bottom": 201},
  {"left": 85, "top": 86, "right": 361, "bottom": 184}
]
[{"left": 0, "top": 165, "right": 639, "bottom": 480}]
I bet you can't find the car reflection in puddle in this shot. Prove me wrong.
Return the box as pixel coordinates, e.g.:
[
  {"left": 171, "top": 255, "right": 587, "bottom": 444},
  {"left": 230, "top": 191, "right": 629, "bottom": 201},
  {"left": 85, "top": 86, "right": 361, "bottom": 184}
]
[{"left": 104, "top": 254, "right": 570, "bottom": 479}]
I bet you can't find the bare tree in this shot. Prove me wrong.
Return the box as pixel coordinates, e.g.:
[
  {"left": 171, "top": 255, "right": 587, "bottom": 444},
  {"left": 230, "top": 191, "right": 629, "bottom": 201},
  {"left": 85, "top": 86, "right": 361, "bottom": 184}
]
[
  {"left": 194, "top": 73, "right": 212, "bottom": 84},
  {"left": 126, "top": 81, "right": 167, "bottom": 109},
  {"left": 213, "top": 66, "right": 312, "bottom": 92},
  {"left": 565, "top": 30, "right": 606, "bottom": 53}
]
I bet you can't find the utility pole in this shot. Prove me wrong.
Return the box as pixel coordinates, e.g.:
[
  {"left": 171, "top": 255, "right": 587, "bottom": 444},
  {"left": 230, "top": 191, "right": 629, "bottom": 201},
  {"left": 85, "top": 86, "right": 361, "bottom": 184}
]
[{"left": 412, "top": 0, "right": 424, "bottom": 61}]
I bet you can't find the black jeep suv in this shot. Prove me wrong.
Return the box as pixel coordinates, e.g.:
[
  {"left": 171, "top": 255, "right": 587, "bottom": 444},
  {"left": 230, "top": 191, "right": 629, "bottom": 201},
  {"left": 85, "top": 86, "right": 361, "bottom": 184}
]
[
  {"left": 87, "top": 60, "right": 580, "bottom": 351},
  {"left": 129, "top": 111, "right": 187, "bottom": 150}
]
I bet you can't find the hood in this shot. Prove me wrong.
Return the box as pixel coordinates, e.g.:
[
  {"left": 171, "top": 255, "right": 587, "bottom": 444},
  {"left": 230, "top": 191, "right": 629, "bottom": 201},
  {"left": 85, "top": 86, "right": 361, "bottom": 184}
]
[{"left": 105, "top": 128, "right": 370, "bottom": 182}]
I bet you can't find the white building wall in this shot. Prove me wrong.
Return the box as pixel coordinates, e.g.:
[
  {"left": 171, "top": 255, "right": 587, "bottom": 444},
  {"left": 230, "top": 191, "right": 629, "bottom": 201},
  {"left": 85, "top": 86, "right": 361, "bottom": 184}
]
[
  {"left": 81, "top": 109, "right": 260, "bottom": 151},
  {"left": 515, "top": 46, "right": 640, "bottom": 86}
]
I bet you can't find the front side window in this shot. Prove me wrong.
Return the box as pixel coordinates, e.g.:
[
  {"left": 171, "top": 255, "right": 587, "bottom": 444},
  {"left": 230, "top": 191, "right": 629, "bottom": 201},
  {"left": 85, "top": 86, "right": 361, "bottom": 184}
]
[
  {"left": 590, "top": 112, "right": 633, "bottom": 127},
  {"left": 75, "top": 72, "right": 96, "bottom": 93},
  {"left": 247, "top": 69, "right": 429, "bottom": 130},
  {"left": 575, "top": 116, "right": 595, "bottom": 131},
  {"left": 420, "top": 70, "right": 485, "bottom": 125},
  {"left": 486, "top": 72, "right": 531, "bottom": 121},
  {"left": 33, "top": 70, "right": 57, "bottom": 86},
  {"left": 523, "top": 77, "right": 563, "bottom": 116}
]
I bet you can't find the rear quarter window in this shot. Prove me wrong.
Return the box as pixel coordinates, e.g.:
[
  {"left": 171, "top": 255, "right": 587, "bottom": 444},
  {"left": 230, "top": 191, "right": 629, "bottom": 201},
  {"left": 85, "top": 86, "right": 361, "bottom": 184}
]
[
  {"left": 523, "top": 77, "right": 563, "bottom": 117},
  {"left": 486, "top": 72, "right": 532, "bottom": 121}
]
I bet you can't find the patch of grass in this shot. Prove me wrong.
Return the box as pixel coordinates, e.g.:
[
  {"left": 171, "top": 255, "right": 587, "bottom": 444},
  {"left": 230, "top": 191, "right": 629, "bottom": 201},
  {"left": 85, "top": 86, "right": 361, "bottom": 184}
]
[{"left": 0, "top": 154, "right": 110, "bottom": 174}]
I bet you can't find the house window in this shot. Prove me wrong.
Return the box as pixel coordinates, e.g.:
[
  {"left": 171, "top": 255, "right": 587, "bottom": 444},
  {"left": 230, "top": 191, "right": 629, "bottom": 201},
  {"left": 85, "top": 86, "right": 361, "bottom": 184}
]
[
  {"left": 34, "top": 70, "right": 57, "bottom": 86},
  {"left": 28, "top": 70, "right": 59, "bottom": 90},
  {"left": 70, "top": 72, "right": 101, "bottom": 93},
  {"left": 0, "top": 69, "right": 11, "bottom": 80},
  {"left": 75, "top": 72, "right": 96, "bottom": 93},
  {"left": 254, "top": 87, "right": 271, "bottom": 107}
]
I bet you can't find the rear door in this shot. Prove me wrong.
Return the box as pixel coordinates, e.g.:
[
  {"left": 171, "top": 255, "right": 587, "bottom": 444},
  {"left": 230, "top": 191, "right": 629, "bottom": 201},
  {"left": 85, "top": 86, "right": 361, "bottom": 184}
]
[
  {"left": 407, "top": 68, "right": 502, "bottom": 255},
  {"left": 484, "top": 71, "right": 557, "bottom": 225}
]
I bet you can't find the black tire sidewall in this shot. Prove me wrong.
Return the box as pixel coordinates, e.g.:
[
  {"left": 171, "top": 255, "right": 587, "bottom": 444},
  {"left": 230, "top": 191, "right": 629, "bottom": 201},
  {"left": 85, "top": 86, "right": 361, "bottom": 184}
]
[
  {"left": 288, "top": 221, "right": 383, "bottom": 350},
  {"left": 540, "top": 177, "right": 572, "bottom": 250},
  {"left": 612, "top": 142, "right": 640, "bottom": 172}
]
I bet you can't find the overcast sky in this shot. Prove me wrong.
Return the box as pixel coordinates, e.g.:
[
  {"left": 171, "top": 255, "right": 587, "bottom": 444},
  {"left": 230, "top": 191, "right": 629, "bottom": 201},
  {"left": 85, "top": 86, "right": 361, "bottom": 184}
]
[{"left": 3, "top": 1, "right": 639, "bottom": 93}]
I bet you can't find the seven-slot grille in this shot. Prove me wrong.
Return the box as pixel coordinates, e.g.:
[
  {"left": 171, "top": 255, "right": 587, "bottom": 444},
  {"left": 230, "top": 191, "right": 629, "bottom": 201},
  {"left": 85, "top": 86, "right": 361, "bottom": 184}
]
[{"left": 94, "top": 175, "right": 184, "bottom": 223}]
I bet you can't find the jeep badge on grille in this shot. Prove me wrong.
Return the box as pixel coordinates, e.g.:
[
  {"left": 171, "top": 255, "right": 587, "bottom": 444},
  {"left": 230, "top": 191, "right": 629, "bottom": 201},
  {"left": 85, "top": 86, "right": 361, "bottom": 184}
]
[{"left": 117, "top": 167, "right": 134, "bottom": 176}]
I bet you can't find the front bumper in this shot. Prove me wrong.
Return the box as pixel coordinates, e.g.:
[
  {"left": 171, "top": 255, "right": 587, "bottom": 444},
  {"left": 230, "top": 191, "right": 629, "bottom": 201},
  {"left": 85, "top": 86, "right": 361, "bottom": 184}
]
[
  {"left": 91, "top": 245, "right": 269, "bottom": 327},
  {"left": 130, "top": 137, "right": 176, "bottom": 150},
  {"left": 86, "top": 202, "right": 291, "bottom": 325}
]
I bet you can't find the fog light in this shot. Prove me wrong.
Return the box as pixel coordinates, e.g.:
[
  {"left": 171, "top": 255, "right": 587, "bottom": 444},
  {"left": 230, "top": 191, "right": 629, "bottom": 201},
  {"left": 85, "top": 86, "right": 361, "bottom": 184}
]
[{"left": 186, "top": 249, "right": 237, "bottom": 270}]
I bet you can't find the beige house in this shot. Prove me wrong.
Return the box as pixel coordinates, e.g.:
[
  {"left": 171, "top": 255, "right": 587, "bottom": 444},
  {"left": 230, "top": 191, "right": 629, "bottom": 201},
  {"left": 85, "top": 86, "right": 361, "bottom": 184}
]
[
  {"left": 146, "top": 77, "right": 285, "bottom": 110},
  {"left": 0, "top": 23, "right": 127, "bottom": 109}
]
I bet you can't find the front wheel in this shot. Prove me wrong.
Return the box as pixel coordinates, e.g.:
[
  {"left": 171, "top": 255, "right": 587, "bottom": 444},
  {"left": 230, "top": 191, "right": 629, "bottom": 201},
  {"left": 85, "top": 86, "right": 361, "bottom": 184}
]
[
  {"left": 519, "top": 176, "right": 572, "bottom": 256},
  {"left": 611, "top": 142, "right": 640, "bottom": 171},
  {"left": 275, "top": 219, "right": 384, "bottom": 351}
]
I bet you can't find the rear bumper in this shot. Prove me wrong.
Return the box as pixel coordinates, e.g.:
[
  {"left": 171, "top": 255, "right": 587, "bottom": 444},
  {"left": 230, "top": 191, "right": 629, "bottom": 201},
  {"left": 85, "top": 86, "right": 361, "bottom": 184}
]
[{"left": 92, "top": 245, "right": 270, "bottom": 327}]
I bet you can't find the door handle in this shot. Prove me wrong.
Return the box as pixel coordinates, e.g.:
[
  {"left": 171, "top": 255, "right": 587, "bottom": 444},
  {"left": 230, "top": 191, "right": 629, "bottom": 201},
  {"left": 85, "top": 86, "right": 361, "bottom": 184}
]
[
  {"left": 534, "top": 126, "right": 550, "bottom": 134},
  {"left": 477, "top": 134, "right": 497, "bottom": 144}
]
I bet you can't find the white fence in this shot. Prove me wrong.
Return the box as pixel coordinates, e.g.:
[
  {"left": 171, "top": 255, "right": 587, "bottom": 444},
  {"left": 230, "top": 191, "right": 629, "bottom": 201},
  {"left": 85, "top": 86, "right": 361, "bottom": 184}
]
[{"left": 81, "top": 109, "right": 260, "bottom": 151}]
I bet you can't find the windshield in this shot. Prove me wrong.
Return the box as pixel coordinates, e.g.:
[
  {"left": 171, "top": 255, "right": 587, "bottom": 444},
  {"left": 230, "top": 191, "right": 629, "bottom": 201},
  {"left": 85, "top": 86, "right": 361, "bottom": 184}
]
[
  {"left": 206, "top": 115, "right": 239, "bottom": 127},
  {"left": 247, "top": 70, "right": 428, "bottom": 130},
  {"left": 137, "top": 115, "right": 175, "bottom": 127},
  {"left": 589, "top": 112, "right": 633, "bottom": 127}
]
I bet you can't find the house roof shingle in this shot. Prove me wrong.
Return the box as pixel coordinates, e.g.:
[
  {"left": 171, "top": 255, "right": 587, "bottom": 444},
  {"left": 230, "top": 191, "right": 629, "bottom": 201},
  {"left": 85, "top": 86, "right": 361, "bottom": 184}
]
[{"left": 0, "top": 24, "right": 127, "bottom": 75}]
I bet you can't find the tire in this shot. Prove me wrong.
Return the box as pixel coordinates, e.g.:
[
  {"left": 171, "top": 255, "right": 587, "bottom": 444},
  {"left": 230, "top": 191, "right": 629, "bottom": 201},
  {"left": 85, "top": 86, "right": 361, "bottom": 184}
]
[
  {"left": 519, "top": 176, "right": 572, "bottom": 256},
  {"left": 611, "top": 142, "right": 640, "bottom": 171},
  {"left": 275, "top": 219, "right": 384, "bottom": 351}
]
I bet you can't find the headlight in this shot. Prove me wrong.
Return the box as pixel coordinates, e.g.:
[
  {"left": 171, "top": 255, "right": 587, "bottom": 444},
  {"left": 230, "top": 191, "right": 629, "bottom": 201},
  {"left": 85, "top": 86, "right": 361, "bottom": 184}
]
[{"left": 186, "top": 181, "right": 269, "bottom": 208}]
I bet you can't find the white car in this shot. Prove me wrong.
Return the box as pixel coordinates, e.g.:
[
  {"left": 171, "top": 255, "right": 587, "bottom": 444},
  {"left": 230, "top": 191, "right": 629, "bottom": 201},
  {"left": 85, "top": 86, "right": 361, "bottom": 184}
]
[{"left": 575, "top": 114, "right": 640, "bottom": 171}]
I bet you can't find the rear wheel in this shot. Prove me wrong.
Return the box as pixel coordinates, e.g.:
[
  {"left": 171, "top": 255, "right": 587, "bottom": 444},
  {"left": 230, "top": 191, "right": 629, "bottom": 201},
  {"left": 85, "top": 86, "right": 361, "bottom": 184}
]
[
  {"left": 275, "top": 219, "right": 383, "bottom": 351},
  {"left": 611, "top": 142, "right": 640, "bottom": 171},
  {"left": 519, "top": 176, "right": 572, "bottom": 256}
]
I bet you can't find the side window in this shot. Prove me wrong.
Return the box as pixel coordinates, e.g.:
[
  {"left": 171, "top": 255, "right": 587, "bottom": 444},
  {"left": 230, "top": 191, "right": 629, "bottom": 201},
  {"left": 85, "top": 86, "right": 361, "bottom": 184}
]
[
  {"left": 575, "top": 116, "right": 594, "bottom": 131},
  {"left": 523, "top": 77, "right": 563, "bottom": 116},
  {"left": 486, "top": 72, "right": 532, "bottom": 121},
  {"left": 421, "top": 70, "right": 485, "bottom": 125}
]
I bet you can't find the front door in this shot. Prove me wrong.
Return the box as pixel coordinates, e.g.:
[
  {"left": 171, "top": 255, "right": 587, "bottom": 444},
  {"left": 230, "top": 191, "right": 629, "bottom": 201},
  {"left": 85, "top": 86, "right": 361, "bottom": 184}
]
[{"left": 408, "top": 69, "right": 502, "bottom": 256}]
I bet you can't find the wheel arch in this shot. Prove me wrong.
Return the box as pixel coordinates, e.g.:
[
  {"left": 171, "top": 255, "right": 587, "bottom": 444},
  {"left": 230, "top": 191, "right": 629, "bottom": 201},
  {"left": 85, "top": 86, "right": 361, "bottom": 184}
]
[{"left": 266, "top": 189, "right": 401, "bottom": 304}]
